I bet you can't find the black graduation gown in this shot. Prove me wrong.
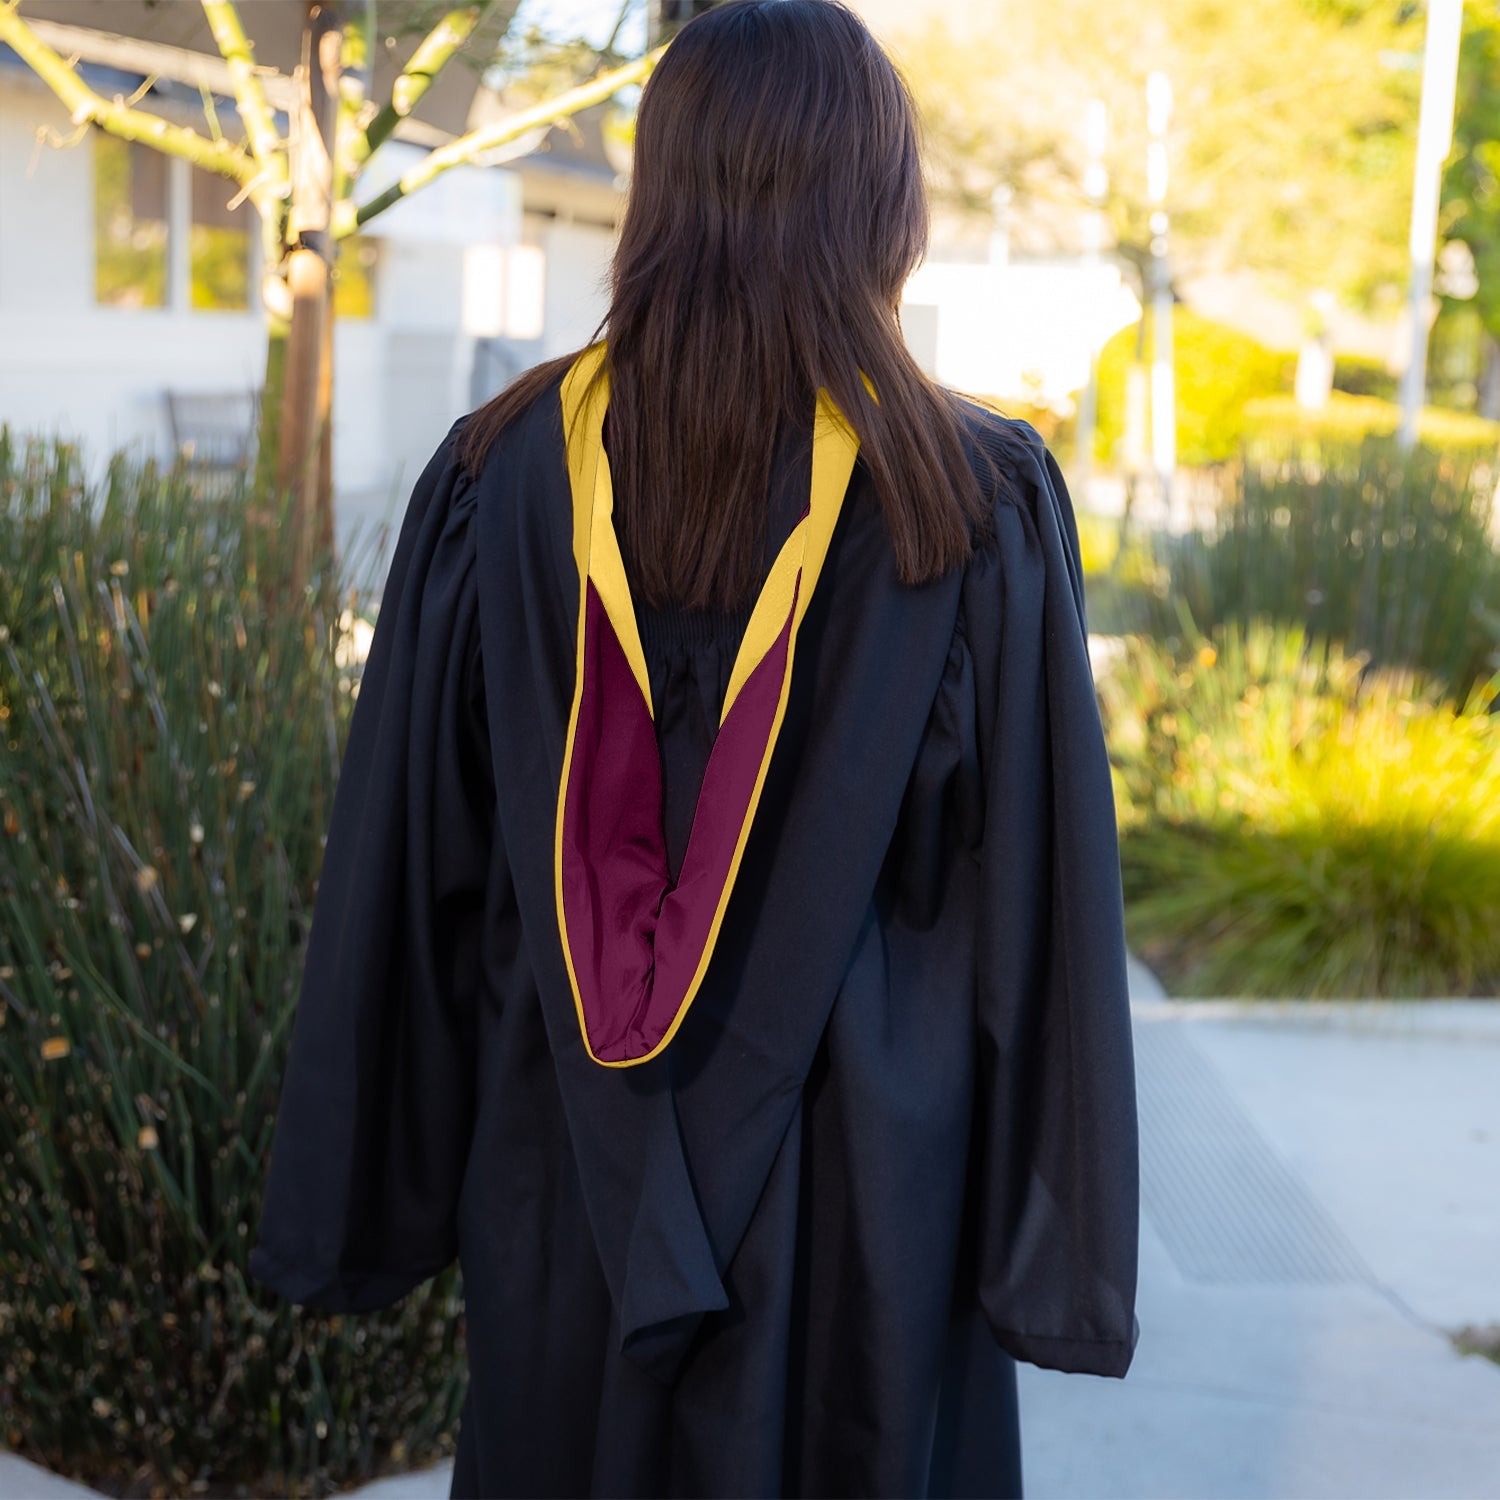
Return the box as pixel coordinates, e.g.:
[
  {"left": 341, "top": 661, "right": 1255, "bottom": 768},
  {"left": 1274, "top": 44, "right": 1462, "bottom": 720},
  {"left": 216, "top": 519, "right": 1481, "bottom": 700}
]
[{"left": 247, "top": 354, "right": 1141, "bottom": 1500}]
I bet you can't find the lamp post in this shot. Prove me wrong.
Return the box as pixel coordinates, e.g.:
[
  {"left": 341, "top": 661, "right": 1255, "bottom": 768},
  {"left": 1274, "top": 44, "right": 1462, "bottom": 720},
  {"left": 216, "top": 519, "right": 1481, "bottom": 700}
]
[
  {"left": 1073, "top": 97, "right": 1109, "bottom": 509},
  {"left": 989, "top": 181, "right": 1013, "bottom": 268},
  {"left": 1397, "top": 0, "right": 1465, "bottom": 451},
  {"left": 1146, "top": 70, "right": 1176, "bottom": 525}
]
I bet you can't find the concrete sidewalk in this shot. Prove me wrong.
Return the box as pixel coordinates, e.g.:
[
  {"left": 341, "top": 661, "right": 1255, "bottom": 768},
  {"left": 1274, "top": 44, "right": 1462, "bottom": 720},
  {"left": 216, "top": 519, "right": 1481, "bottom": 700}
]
[
  {"left": 6, "top": 966, "right": 1499, "bottom": 1500},
  {"left": 1016, "top": 963, "right": 1500, "bottom": 1499}
]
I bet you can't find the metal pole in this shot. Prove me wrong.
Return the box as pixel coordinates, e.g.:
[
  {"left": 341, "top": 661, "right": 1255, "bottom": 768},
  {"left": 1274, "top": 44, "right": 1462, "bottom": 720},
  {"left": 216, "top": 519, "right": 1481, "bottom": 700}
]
[
  {"left": 989, "top": 182, "right": 1012, "bottom": 268},
  {"left": 1073, "top": 98, "right": 1108, "bottom": 509},
  {"left": 1146, "top": 71, "right": 1176, "bottom": 525},
  {"left": 1397, "top": 0, "right": 1465, "bottom": 451},
  {"left": 166, "top": 155, "right": 191, "bottom": 313}
]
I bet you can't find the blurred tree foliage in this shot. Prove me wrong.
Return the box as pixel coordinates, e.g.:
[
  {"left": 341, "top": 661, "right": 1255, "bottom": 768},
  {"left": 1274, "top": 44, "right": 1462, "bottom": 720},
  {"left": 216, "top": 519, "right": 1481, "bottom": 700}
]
[
  {"left": 1439, "top": 0, "right": 1500, "bottom": 410},
  {"left": 889, "top": 0, "right": 1427, "bottom": 315}
]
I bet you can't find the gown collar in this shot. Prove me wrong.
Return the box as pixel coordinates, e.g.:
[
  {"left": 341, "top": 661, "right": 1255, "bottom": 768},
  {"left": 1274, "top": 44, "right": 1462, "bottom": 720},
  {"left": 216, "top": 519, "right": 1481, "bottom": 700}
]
[{"left": 554, "top": 339, "right": 869, "bottom": 1066}]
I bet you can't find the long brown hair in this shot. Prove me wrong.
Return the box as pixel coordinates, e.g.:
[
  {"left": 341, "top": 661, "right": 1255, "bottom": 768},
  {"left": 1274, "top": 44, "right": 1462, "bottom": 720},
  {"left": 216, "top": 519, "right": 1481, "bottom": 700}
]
[{"left": 455, "top": 0, "right": 1011, "bottom": 611}]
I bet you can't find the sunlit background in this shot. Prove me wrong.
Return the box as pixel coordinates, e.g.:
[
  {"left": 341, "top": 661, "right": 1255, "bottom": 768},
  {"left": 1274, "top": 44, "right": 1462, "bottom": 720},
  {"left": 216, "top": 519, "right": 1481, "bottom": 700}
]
[{"left": 0, "top": 1, "right": 1497, "bottom": 1496}]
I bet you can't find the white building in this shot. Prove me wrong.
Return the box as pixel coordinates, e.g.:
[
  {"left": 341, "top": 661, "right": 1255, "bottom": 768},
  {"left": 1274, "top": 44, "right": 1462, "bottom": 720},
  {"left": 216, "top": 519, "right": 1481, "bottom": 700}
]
[
  {"left": 0, "top": 16, "right": 624, "bottom": 551},
  {"left": 0, "top": 6, "right": 1137, "bottom": 551}
]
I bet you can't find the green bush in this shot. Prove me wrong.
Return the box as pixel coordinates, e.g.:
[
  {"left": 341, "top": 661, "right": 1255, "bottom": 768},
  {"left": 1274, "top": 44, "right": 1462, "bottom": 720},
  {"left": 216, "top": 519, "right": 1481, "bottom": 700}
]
[
  {"left": 1096, "top": 308, "right": 1297, "bottom": 467},
  {"left": 1427, "top": 300, "right": 1490, "bottom": 414},
  {"left": 0, "top": 433, "right": 466, "bottom": 1496},
  {"left": 1100, "top": 620, "right": 1500, "bottom": 998},
  {"left": 1001, "top": 398, "right": 1078, "bottom": 472},
  {"left": 1242, "top": 391, "right": 1500, "bottom": 459},
  {"left": 1075, "top": 510, "right": 1123, "bottom": 576},
  {"left": 1161, "top": 432, "right": 1500, "bottom": 696},
  {"left": 1332, "top": 352, "right": 1399, "bottom": 403},
  {"left": 1075, "top": 510, "right": 1170, "bottom": 635},
  {"left": 962, "top": 392, "right": 1079, "bottom": 472}
]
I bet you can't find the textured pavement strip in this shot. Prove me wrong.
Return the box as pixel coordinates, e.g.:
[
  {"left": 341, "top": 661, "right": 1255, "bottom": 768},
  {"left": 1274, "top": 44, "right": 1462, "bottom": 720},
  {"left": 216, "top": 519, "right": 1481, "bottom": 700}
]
[
  {"left": 7, "top": 966, "right": 1499, "bottom": 1499},
  {"left": 1019, "top": 964, "right": 1500, "bottom": 1500}
]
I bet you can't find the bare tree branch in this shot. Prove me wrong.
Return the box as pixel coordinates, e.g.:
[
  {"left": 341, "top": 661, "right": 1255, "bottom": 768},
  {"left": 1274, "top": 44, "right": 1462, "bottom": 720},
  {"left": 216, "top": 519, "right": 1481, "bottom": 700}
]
[
  {"left": 198, "top": 0, "right": 288, "bottom": 197},
  {"left": 352, "top": 2, "right": 496, "bottom": 174},
  {"left": 333, "top": 0, "right": 375, "bottom": 206},
  {"left": 348, "top": 42, "right": 664, "bottom": 233},
  {"left": 0, "top": 0, "right": 254, "bottom": 183},
  {"left": 603, "top": 0, "right": 634, "bottom": 56}
]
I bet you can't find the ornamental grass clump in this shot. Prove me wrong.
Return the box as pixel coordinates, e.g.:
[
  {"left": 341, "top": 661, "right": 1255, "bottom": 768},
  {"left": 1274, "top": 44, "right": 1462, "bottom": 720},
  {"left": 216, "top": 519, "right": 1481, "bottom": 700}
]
[
  {"left": 1161, "top": 433, "right": 1500, "bottom": 696},
  {"left": 1101, "top": 619, "right": 1500, "bottom": 998},
  {"left": 0, "top": 431, "right": 465, "bottom": 1497}
]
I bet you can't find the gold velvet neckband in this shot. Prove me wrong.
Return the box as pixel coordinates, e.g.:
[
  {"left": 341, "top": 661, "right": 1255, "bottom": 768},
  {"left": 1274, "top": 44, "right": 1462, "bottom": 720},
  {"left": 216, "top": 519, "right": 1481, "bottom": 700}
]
[{"left": 553, "top": 340, "right": 870, "bottom": 1066}]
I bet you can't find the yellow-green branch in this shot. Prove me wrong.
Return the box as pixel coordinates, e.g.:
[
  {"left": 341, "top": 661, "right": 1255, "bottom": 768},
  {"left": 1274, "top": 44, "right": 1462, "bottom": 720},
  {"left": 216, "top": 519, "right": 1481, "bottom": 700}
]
[
  {"left": 333, "top": 0, "right": 375, "bottom": 206},
  {"left": 198, "top": 0, "right": 286, "bottom": 197},
  {"left": 348, "top": 43, "right": 665, "bottom": 234},
  {"left": 0, "top": 0, "right": 254, "bottom": 184},
  {"left": 351, "top": 2, "right": 495, "bottom": 175}
]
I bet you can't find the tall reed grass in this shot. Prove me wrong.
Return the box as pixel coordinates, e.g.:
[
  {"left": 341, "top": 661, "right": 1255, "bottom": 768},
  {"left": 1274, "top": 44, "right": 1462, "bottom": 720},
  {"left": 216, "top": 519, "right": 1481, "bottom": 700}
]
[
  {"left": 1161, "top": 434, "right": 1500, "bottom": 696},
  {"left": 0, "top": 432, "right": 465, "bottom": 1496}
]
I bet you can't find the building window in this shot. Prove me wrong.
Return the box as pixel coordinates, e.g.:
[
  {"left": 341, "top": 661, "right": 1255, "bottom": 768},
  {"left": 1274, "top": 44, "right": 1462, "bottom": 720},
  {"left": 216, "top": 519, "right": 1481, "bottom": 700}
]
[
  {"left": 190, "top": 164, "right": 251, "bottom": 311},
  {"left": 94, "top": 134, "right": 167, "bottom": 308},
  {"left": 333, "top": 236, "right": 379, "bottom": 320},
  {"left": 94, "top": 131, "right": 254, "bottom": 312}
]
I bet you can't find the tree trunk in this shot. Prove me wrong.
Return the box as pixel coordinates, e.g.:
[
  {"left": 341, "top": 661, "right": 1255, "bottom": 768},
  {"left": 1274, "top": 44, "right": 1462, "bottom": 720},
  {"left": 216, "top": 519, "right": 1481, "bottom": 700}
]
[
  {"left": 276, "top": 1, "right": 340, "bottom": 601},
  {"left": 315, "top": 270, "right": 336, "bottom": 622},
  {"left": 1114, "top": 293, "right": 1150, "bottom": 568},
  {"left": 317, "top": 278, "right": 334, "bottom": 558},
  {"left": 277, "top": 246, "right": 331, "bottom": 597}
]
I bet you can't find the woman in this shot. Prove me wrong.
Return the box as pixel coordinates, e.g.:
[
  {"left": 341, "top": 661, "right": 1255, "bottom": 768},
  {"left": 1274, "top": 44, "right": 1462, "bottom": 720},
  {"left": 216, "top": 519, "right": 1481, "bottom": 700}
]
[{"left": 248, "top": 2, "right": 1141, "bottom": 1496}]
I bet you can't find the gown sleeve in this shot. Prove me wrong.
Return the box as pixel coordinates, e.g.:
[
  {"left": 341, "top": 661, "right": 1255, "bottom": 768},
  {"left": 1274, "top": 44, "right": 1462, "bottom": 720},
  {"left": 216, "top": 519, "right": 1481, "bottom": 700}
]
[
  {"left": 248, "top": 417, "right": 494, "bottom": 1312},
  {"left": 962, "top": 419, "right": 1141, "bottom": 1378}
]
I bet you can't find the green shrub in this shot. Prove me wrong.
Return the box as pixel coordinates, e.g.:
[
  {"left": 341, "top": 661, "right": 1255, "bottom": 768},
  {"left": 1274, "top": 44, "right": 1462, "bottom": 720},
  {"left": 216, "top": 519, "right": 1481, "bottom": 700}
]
[
  {"left": 1075, "top": 510, "right": 1171, "bottom": 635},
  {"left": 1162, "top": 432, "right": 1500, "bottom": 696},
  {"left": 1332, "top": 352, "right": 1399, "bottom": 403},
  {"left": 1453, "top": 1323, "right": 1500, "bottom": 1366},
  {"left": 1427, "top": 300, "right": 1490, "bottom": 414},
  {"left": 964, "top": 393, "right": 1079, "bottom": 472},
  {"left": 0, "top": 433, "right": 466, "bottom": 1496},
  {"left": 1014, "top": 401, "right": 1078, "bottom": 473},
  {"left": 1100, "top": 620, "right": 1500, "bottom": 998},
  {"left": 1096, "top": 309, "right": 1297, "bottom": 467},
  {"left": 1075, "top": 510, "right": 1121, "bottom": 576},
  {"left": 1242, "top": 391, "right": 1500, "bottom": 459}
]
